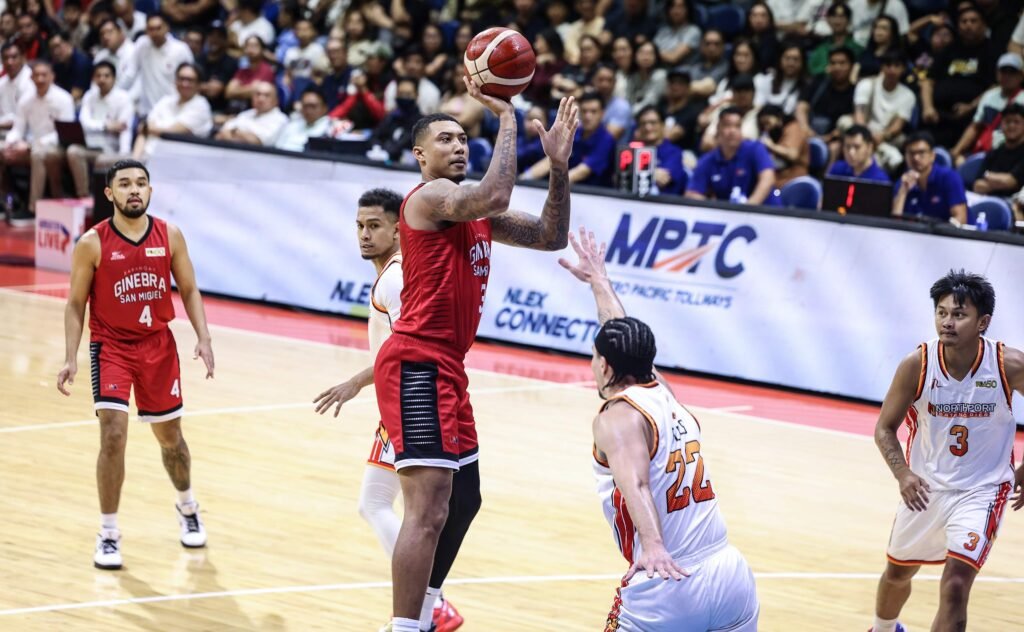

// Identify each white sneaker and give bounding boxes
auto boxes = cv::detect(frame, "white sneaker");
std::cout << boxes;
[94,530,123,570]
[176,503,207,548]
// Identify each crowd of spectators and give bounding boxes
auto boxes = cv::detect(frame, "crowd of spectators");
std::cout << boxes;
[1,0,1024,230]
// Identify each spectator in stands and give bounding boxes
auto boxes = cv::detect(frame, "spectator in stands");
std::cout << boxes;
[686,106,775,205]
[229,0,276,48]
[754,43,807,115]
[521,92,615,187]
[517,104,547,171]
[273,4,298,65]
[329,69,386,131]
[700,74,759,152]
[17,13,47,61]
[505,0,546,44]
[1,11,17,43]
[681,29,729,99]
[848,0,909,48]
[112,0,145,41]
[744,2,779,70]
[339,10,378,68]
[634,105,687,196]
[321,38,352,110]
[134,15,195,116]
[610,36,634,95]
[275,88,330,152]
[133,62,213,159]
[439,70,484,138]
[797,47,855,140]
[523,28,565,108]
[654,0,701,67]
[757,104,809,186]
[284,18,328,81]
[216,81,288,146]
[545,0,573,56]
[892,131,967,224]
[828,123,891,182]
[853,50,916,170]
[808,3,863,76]
[623,40,666,116]
[93,19,136,91]
[972,104,1024,198]
[920,5,995,148]
[766,0,812,39]
[66,61,133,198]
[950,53,1024,165]
[183,27,205,60]
[372,77,421,162]
[47,31,91,102]
[857,16,902,80]
[225,36,275,109]
[196,22,237,115]
[662,70,704,153]
[908,17,953,81]
[59,0,90,50]
[417,24,448,88]
[0,44,34,139]
[551,34,601,101]
[162,0,220,34]
[562,0,605,65]
[610,0,658,44]
[709,38,760,107]
[384,47,440,115]
[1,60,75,218]
[591,63,633,140]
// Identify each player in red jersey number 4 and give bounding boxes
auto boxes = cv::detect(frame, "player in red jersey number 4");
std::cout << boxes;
[58,160,215,570]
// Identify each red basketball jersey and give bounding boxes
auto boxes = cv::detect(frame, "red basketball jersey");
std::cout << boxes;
[89,216,175,342]
[392,183,492,355]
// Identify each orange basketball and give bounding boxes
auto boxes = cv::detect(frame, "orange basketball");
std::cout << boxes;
[464,27,536,100]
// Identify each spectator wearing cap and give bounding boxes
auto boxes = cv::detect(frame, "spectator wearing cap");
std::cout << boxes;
[972,104,1024,198]
[284,18,328,81]
[276,88,330,152]
[225,36,276,108]
[633,106,687,196]
[521,92,615,187]
[133,62,213,159]
[321,38,353,110]
[687,106,775,205]
[133,15,195,116]
[0,44,34,139]
[796,46,855,140]
[827,124,891,183]
[48,30,92,102]
[950,53,1024,164]
[216,81,288,146]
[892,131,967,224]
[757,104,809,186]
[699,74,759,153]
[93,19,135,91]
[808,2,864,76]
[680,29,729,99]
[229,0,276,49]
[852,50,915,170]
[590,63,633,140]
[920,5,996,148]
[67,61,134,198]
[661,69,705,153]
[197,22,238,114]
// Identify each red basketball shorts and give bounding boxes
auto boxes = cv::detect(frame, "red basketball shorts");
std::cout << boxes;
[89,327,183,423]
[373,333,479,471]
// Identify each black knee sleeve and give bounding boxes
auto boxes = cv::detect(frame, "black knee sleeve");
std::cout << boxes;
[429,461,482,587]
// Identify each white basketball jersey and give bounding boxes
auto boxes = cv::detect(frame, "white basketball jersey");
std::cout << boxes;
[593,382,728,566]
[367,253,402,358]
[906,337,1016,491]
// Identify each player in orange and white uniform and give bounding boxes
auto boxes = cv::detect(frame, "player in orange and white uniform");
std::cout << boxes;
[57,160,215,571]
[871,270,1024,632]
[312,188,461,632]
[560,228,758,632]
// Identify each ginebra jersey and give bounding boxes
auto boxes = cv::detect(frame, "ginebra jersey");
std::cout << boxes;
[392,183,492,355]
[89,216,175,341]
[905,337,1016,491]
[368,252,402,358]
[593,382,729,566]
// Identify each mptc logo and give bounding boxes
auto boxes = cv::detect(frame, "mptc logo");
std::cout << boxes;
[605,214,757,279]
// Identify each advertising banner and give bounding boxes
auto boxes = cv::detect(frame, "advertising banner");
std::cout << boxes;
[35,198,90,272]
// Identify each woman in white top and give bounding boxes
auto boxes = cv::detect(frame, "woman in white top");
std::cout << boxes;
[611,36,634,100]
[709,38,761,108]
[753,42,807,114]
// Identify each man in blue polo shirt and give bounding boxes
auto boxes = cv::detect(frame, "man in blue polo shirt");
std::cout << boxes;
[892,131,968,223]
[685,106,775,204]
[828,124,891,183]
[521,92,615,187]
[634,105,686,195]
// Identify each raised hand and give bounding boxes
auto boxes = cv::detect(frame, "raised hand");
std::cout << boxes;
[464,75,515,117]
[558,226,607,284]
[534,96,579,166]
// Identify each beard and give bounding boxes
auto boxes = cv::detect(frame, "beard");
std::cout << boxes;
[450,172,466,184]
[116,199,148,218]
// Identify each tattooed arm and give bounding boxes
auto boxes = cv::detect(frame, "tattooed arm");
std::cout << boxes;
[492,97,579,251]
[875,347,932,511]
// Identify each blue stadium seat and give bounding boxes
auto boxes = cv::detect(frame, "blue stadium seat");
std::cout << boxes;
[468,138,493,174]
[439,20,461,50]
[135,0,160,16]
[967,198,1013,231]
[934,146,952,168]
[808,137,828,175]
[957,152,986,188]
[706,5,745,38]
[779,176,822,210]
[693,4,709,28]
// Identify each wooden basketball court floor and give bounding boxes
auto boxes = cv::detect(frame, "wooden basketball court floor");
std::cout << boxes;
[1,266,1022,631]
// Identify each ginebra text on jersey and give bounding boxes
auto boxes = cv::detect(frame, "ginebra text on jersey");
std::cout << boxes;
[113,271,168,303]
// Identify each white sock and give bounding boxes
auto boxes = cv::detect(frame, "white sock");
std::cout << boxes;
[100,513,118,533]
[176,489,196,512]
[873,616,899,632]
[357,466,402,557]
[419,586,441,630]
[390,617,419,632]
[433,590,444,609]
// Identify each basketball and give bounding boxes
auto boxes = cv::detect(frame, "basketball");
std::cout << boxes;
[464,27,536,100]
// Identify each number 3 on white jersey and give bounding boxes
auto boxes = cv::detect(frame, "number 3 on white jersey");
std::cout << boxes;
[139,305,152,327]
